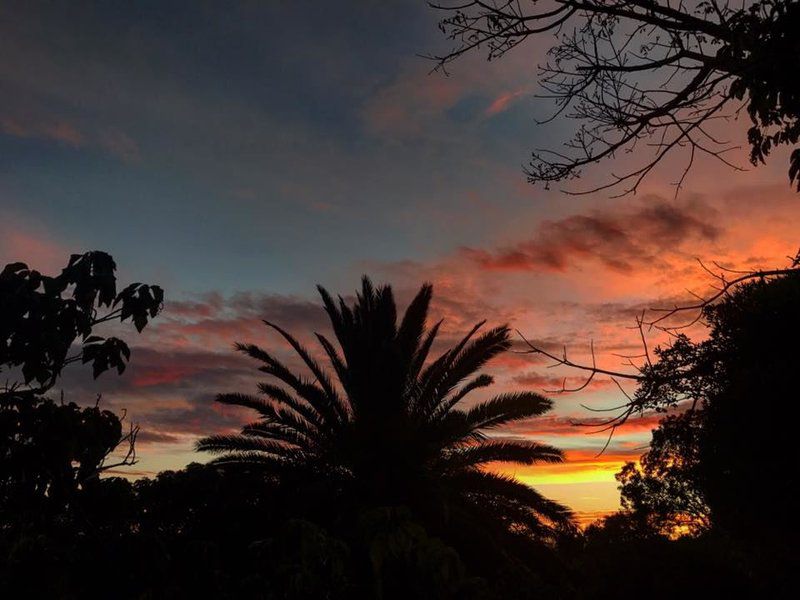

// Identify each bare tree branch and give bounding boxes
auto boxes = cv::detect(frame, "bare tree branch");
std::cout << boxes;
[427,1,800,194]
[516,249,800,445]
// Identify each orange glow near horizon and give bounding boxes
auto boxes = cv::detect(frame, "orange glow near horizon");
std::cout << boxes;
[493,450,634,525]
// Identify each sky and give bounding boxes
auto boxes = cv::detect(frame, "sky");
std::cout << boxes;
[2,1,800,525]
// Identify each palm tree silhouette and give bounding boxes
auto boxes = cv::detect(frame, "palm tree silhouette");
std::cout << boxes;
[198,277,573,538]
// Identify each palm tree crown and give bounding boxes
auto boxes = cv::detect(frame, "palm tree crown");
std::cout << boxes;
[198,277,573,537]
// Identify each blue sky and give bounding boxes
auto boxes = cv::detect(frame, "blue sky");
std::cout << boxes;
[1,1,573,294]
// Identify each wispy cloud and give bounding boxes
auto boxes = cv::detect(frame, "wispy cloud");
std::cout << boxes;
[1,115,141,163]
[485,88,526,117]
[1,116,84,146]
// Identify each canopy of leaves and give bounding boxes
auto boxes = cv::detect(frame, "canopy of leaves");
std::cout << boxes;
[617,411,710,537]
[0,251,163,391]
[0,395,129,523]
[617,272,800,541]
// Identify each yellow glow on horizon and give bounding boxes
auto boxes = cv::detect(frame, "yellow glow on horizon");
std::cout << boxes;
[494,458,629,522]
[496,458,628,486]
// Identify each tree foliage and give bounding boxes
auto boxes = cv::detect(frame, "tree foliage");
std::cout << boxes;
[0,250,163,393]
[430,1,800,194]
[198,277,574,542]
[0,251,161,532]
[616,272,800,541]
[616,411,709,537]
[0,395,135,524]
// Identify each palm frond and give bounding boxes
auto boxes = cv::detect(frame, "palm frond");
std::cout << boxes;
[241,421,317,451]
[406,318,443,395]
[397,282,433,368]
[357,275,376,312]
[317,284,346,344]
[257,382,322,430]
[419,320,486,388]
[236,342,342,428]
[429,327,511,413]
[443,441,563,468]
[432,374,494,419]
[195,434,290,455]
[435,410,486,445]
[262,320,347,422]
[215,393,277,419]
[315,332,350,396]
[413,320,486,416]
[465,392,553,431]
[374,280,398,340]
[206,452,297,470]
[272,405,323,440]
[336,295,355,357]
[449,470,574,528]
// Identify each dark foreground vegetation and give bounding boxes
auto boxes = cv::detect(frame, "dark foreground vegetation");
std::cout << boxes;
[2,251,799,598]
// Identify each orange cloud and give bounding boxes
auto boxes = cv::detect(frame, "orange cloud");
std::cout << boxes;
[53,183,798,520]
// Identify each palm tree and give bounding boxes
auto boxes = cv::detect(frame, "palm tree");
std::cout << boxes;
[198,277,573,539]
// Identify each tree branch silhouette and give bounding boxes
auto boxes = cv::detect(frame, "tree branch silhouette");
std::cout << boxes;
[428,0,800,194]
[516,249,800,440]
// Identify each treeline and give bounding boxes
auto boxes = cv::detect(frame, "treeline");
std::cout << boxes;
[2,252,798,598]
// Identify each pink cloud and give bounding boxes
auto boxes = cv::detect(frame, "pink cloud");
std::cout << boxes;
[362,66,466,138]
[0,217,69,273]
[1,116,84,146]
[361,51,537,140]
[1,115,139,162]
[485,88,526,116]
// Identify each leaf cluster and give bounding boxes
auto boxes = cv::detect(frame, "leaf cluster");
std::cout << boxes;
[0,251,163,389]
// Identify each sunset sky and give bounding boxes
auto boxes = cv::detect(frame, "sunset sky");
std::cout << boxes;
[2,1,799,524]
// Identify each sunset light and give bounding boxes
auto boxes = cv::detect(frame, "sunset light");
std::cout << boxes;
[3,1,800,597]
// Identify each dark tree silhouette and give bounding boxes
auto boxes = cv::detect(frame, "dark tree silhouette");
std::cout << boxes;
[198,277,573,541]
[0,251,162,528]
[1,251,163,396]
[0,395,137,524]
[429,1,800,194]
[609,272,800,543]
[616,411,709,537]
